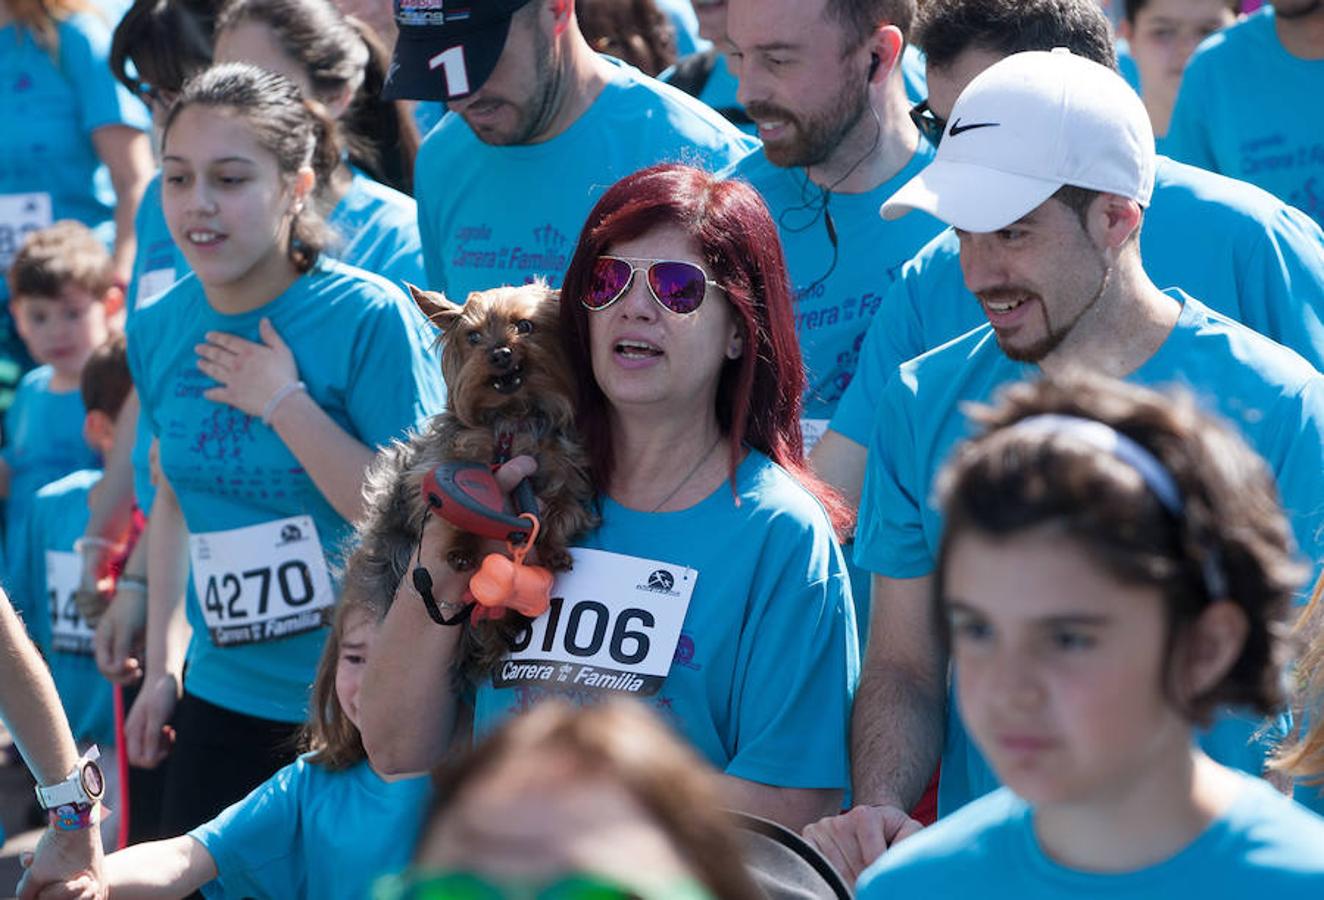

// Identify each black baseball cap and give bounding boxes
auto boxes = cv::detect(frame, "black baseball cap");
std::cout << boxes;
[383,0,534,102]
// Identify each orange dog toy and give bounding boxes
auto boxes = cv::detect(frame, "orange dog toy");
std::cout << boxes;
[469,514,554,621]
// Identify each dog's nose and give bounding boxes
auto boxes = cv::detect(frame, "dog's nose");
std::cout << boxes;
[489,346,513,369]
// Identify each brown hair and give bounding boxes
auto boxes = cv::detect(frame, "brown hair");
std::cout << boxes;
[7,220,115,304]
[80,333,131,418]
[7,0,97,53]
[1271,572,1324,787]
[934,373,1306,724]
[110,0,219,99]
[827,0,917,46]
[215,0,420,195]
[423,699,763,900]
[302,589,384,771]
[576,0,677,77]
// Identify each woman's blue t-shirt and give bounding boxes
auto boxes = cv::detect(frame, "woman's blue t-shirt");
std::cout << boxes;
[0,12,149,301]
[127,170,427,513]
[127,260,445,722]
[474,450,859,791]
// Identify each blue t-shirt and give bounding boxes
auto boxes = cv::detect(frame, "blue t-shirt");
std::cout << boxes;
[830,156,1324,445]
[1116,37,1143,95]
[900,44,927,105]
[660,50,755,137]
[324,170,425,291]
[126,175,188,325]
[727,142,942,422]
[190,757,431,900]
[125,171,426,515]
[413,101,445,138]
[474,450,858,791]
[0,12,150,302]
[10,469,113,748]
[1167,9,1324,228]
[126,174,192,515]
[855,293,1324,816]
[415,57,757,300]
[2,366,100,582]
[857,773,1324,899]
[127,260,445,722]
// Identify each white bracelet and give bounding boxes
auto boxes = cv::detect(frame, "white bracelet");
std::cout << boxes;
[262,381,307,426]
[73,537,119,556]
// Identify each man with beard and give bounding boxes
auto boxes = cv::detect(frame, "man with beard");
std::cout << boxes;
[1167,1,1324,227]
[806,46,1324,881]
[817,0,1324,516]
[723,0,943,448]
[383,0,756,299]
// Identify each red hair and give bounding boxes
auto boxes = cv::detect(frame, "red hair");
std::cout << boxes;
[559,163,854,538]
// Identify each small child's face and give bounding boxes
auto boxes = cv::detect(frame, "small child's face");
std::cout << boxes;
[942,529,1190,808]
[12,286,108,378]
[335,610,380,731]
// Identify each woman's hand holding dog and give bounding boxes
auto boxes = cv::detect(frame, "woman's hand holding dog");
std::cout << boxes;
[196,318,299,419]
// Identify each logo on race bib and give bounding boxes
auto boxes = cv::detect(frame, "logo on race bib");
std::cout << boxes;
[639,569,681,596]
[276,523,307,546]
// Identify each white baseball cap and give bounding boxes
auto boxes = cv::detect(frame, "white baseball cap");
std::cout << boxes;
[881,49,1156,233]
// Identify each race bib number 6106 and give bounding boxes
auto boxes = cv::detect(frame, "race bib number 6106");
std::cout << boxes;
[494,548,696,697]
[189,516,335,646]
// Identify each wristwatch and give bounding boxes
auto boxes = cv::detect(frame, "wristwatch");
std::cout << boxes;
[35,746,105,831]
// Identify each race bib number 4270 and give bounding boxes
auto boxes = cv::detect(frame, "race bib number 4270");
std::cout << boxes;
[189,516,335,646]
[494,548,697,697]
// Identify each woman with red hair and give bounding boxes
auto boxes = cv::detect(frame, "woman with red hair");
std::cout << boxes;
[362,163,858,833]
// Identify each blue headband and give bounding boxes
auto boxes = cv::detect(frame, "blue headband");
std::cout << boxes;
[1006,414,1228,598]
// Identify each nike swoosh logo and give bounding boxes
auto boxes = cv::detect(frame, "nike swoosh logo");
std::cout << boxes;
[948,119,1000,136]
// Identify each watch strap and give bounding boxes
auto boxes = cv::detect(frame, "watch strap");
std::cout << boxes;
[34,745,102,810]
[49,802,97,832]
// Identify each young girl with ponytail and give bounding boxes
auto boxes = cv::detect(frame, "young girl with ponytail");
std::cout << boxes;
[123,61,443,833]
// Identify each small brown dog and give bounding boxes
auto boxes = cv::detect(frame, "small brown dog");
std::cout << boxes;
[342,281,596,667]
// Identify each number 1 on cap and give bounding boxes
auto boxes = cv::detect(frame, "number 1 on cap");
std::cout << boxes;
[429,45,470,98]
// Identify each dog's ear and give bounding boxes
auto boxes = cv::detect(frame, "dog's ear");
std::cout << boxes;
[407,283,464,331]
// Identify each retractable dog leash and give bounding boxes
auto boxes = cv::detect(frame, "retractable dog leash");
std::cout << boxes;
[411,424,554,626]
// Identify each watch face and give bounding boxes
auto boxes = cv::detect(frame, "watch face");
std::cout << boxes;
[81,761,104,799]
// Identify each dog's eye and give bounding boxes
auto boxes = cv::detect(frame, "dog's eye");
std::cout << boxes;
[466,331,483,346]
[515,319,535,335]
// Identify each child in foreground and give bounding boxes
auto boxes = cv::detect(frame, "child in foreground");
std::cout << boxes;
[858,374,1324,897]
[103,589,430,898]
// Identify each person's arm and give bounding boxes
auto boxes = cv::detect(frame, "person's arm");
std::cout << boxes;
[195,318,375,522]
[808,430,867,512]
[93,536,148,685]
[358,515,468,774]
[360,457,536,774]
[92,126,153,286]
[0,591,80,788]
[76,391,141,606]
[853,574,945,810]
[0,592,105,900]
[103,837,216,900]
[722,777,840,833]
[123,480,190,769]
[803,574,942,881]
